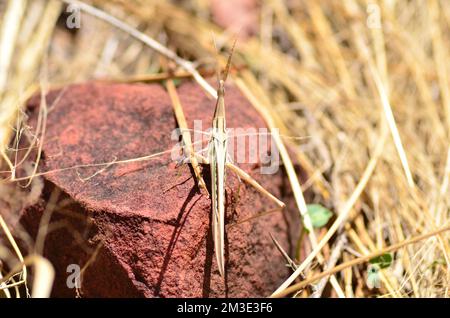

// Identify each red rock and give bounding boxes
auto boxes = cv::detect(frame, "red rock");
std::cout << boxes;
[21,81,300,297]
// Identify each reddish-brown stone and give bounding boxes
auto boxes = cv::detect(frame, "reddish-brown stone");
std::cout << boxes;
[22,81,300,297]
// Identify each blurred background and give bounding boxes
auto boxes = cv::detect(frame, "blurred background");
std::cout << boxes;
[0,0,449,297]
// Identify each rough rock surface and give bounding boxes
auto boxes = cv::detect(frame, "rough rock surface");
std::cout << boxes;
[22,81,300,297]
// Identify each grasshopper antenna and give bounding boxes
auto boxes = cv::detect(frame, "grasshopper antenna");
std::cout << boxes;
[211,34,238,84]
[222,37,237,82]
[211,35,237,118]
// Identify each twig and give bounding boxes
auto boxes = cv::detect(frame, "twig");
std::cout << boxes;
[272,223,450,298]
[0,0,27,94]
[0,215,28,295]
[270,233,301,273]
[311,234,347,298]
[60,0,217,98]
[370,65,415,188]
[163,62,208,192]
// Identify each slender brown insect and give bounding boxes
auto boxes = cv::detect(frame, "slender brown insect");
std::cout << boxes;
[194,41,286,276]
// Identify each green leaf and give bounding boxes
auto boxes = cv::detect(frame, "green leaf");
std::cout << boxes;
[172,78,182,87]
[306,204,333,228]
[369,253,393,269]
[430,258,446,270]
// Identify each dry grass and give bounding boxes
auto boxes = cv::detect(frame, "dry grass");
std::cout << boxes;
[0,0,449,297]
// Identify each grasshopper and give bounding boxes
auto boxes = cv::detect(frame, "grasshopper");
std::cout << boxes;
[190,44,286,276]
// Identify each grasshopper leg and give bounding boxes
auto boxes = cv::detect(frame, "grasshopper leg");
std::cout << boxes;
[193,153,285,208]
[226,163,286,209]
